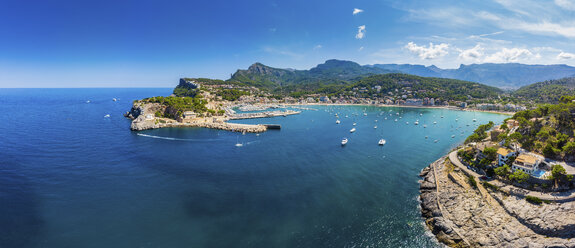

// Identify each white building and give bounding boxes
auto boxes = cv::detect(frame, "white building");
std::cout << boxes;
[512,153,541,175]
[497,147,516,166]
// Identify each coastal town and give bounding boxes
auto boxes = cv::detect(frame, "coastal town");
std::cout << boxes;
[125,78,526,133]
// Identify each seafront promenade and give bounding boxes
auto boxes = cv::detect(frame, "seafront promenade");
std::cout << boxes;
[448,151,575,202]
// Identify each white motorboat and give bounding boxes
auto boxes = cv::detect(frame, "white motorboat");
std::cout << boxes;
[378,139,386,145]
[353,122,357,126]
[336,120,340,124]
[341,138,348,145]
[350,128,356,133]
[374,125,377,129]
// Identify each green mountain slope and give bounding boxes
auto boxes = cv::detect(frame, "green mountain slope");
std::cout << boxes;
[512,77,575,103]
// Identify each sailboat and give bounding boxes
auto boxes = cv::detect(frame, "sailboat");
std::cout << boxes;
[235,136,243,147]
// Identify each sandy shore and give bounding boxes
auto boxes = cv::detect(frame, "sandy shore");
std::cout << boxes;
[284,103,514,116]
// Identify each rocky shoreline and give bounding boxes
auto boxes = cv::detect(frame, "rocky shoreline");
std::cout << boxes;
[419,155,575,247]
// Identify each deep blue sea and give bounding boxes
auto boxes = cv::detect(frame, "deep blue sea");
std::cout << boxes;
[0,88,507,248]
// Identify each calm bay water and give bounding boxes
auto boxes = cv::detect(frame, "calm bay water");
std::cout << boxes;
[0,88,507,247]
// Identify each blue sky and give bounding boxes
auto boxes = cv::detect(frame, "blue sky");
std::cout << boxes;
[1,0,575,87]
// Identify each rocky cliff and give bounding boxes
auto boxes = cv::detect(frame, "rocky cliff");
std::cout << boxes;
[420,156,575,247]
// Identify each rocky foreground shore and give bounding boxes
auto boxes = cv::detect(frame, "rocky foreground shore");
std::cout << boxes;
[420,156,575,248]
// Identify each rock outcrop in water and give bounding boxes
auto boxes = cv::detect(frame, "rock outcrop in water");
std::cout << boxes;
[125,102,164,131]
[420,156,575,247]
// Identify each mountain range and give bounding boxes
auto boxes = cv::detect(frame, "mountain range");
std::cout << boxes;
[229,59,575,90]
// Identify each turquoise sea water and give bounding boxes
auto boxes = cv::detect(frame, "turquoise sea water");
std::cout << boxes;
[0,88,507,247]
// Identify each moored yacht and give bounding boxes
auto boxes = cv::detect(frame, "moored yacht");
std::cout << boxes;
[350,128,356,133]
[341,138,348,145]
[378,139,386,145]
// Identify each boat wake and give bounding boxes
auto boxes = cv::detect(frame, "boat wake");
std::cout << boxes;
[136,133,220,142]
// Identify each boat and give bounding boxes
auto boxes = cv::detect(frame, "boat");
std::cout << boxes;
[374,125,377,129]
[394,119,398,122]
[350,128,356,133]
[104,114,110,118]
[375,120,378,122]
[451,135,455,138]
[423,124,427,128]
[336,120,340,124]
[434,140,439,143]
[414,121,419,125]
[406,122,409,125]
[341,138,348,145]
[425,136,428,139]
[433,121,437,124]
[235,143,243,147]
[363,113,367,116]
[353,122,357,126]
[378,139,386,145]
[472,119,477,122]
[112,98,117,102]
[345,115,349,118]
[86,100,90,103]
[440,116,444,118]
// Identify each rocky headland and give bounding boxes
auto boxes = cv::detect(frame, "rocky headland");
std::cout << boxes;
[125,101,298,133]
[420,155,575,247]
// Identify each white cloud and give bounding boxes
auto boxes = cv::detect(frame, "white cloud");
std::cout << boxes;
[484,47,533,63]
[314,45,322,50]
[405,42,449,60]
[557,51,575,59]
[509,21,575,38]
[555,0,575,10]
[459,44,484,61]
[353,8,364,15]
[355,25,366,39]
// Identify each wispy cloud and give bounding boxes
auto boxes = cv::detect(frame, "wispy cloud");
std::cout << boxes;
[353,8,364,15]
[356,25,366,39]
[469,31,504,39]
[555,0,575,10]
[508,20,575,38]
[557,51,575,60]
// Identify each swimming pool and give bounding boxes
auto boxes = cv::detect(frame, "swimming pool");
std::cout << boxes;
[533,169,546,178]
